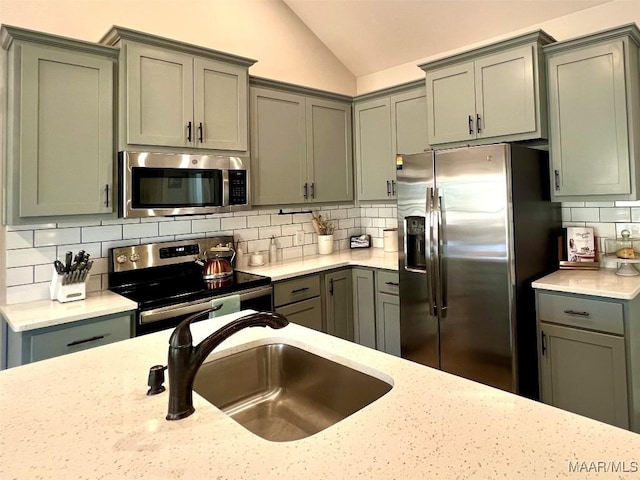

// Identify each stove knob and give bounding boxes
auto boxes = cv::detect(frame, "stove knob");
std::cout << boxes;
[130,253,141,262]
[116,254,128,264]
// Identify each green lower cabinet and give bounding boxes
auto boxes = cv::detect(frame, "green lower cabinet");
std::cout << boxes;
[352,268,376,349]
[324,269,354,341]
[275,297,322,332]
[536,289,640,432]
[6,313,133,368]
[375,292,401,357]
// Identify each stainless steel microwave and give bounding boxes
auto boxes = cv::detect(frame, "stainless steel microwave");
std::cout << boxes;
[118,151,250,218]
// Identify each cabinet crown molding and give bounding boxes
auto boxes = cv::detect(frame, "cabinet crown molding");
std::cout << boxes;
[1,25,118,56]
[249,76,353,103]
[543,23,640,54]
[418,29,554,72]
[100,25,257,67]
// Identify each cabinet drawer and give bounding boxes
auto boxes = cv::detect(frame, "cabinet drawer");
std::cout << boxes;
[377,270,399,295]
[276,297,323,332]
[274,275,321,307]
[30,314,132,363]
[537,292,624,335]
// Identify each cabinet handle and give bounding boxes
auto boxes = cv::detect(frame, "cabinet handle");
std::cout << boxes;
[104,184,109,208]
[476,114,482,133]
[563,309,591,317]
[554,170,560,191]
[303,183,308,199]
[310,182,315,199]
[387,180,391,196]
[198,122,204,143]
[541,331,547,356]
[391,180,396,196]
[187,121,192,142]
[385,281,399,287]
[67,334,105,348]
[468,115,474,135]
[329,278,334,296]
[291,287,309,294]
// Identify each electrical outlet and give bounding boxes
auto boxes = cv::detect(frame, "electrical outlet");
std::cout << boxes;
[295,230,305,246]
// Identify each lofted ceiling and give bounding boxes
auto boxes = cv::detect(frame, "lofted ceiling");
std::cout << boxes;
[283,0,612,78]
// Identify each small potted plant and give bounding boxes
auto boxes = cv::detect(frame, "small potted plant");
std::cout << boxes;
[312,212,335,255]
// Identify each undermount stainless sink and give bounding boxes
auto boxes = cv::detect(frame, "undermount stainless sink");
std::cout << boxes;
[193,343,393,442]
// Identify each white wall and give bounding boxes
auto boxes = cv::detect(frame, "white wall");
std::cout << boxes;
[357,0,640,94]
[0,0,356,95]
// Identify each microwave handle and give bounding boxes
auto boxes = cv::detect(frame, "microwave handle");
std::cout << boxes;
[222,169,230,207]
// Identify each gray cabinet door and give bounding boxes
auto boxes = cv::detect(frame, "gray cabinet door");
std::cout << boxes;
[352,268,376,349]
[306,98,353,203]
[17,43,114,217]
[276,297,323,332]
[250,87,307,205]
[376,292,401,356]
[127,44,193,147]
[354,97,394,201]
[193,58,248,151]
[539,322,629,429]
[324,270,354,341]
[547,40,631,197]
[425,62,475,144]
[391,87,429,155]
[475,45,537,139]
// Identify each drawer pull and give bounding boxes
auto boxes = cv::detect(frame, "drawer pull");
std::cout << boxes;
[385,281,399,287]
[563,309,591,317]
[67,335,105,347]
[291,287,310,294]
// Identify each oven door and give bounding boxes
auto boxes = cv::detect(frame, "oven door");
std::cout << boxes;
[135,285,273,336]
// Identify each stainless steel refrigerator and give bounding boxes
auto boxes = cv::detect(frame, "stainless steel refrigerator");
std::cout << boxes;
[397,143,560,399]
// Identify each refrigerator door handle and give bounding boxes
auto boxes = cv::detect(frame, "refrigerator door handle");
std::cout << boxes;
[433,188,447,319]
[426,187,436,315]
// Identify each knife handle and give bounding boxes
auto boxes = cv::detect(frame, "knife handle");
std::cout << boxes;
[64,251,72,273]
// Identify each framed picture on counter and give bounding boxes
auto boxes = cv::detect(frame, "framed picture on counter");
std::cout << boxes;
[558,227,598,269]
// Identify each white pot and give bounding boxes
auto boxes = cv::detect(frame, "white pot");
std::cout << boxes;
[317,234,334,255]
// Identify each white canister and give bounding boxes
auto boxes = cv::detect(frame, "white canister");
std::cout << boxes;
[383,228,398,252]
[317,234,334,255]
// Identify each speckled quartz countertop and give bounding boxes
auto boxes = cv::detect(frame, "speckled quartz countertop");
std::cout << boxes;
[532,269,640,300]
[1,309,639,479]
[238,248,398,281]
[0,290,138,332]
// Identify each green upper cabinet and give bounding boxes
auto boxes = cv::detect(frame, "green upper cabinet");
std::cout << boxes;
[101,26,255,153]
[1,26,118,224]
[544,25,640,201]
[250,79,353,206]
[354,83,428,201]
[421,30,553,148]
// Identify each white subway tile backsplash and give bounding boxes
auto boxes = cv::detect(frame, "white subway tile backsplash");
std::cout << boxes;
[615,200,640,207]
[7,246,57,268]
[82,225,122,243]
[6,230,33,250]
[221,216,247,230]
[562,202,585,208]
[34,228,81,247]
[631,208,640,223]
[123,223,159,239]
[561,208,572,222]
[570,208,599,222]
[585,222,616,239]
[192,218,221,233]
[159,220,191,236]
[3,202,398,303]
[247,215,271,228]
[584,202,615,207]
[385,218,398,228]
[372,237,384,248]
[599,208,631,223]
[7,267,34,286]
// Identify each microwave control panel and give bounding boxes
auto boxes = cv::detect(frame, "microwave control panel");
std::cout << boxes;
[229,170,248,205]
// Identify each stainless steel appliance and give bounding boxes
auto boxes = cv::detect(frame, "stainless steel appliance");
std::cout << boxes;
[108,236,272,336]
[118,151,250,218]
[397,144,560,398]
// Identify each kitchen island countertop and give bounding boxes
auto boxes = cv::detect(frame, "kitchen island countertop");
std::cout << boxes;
[532,268,640,300]
[237,247,398,281]
[1,310,639,479]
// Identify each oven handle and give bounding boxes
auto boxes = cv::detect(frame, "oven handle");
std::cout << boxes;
[139,285,273,325]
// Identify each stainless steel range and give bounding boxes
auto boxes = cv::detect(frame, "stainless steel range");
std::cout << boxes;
[108,236,272,336]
